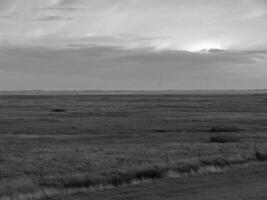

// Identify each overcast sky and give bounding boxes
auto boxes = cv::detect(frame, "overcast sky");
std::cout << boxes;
[0,0,267,90]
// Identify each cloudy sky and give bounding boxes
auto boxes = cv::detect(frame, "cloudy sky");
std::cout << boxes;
[0,0,267,90]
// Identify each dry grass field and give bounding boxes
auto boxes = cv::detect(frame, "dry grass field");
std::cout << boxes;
[1,91,267,200]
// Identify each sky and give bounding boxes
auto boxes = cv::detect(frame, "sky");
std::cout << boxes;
[0,0,267,90]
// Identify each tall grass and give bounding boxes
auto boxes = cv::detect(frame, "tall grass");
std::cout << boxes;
[1,154,259,200]
[210,125,241,133]
[255,150,267,161]
[209,135,240,143]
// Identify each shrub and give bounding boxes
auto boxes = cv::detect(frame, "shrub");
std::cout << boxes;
[209,135,240,143]
[255,151,267,161]
[152,129,168,133]
[51,109,66,113]
[210,125,240,133]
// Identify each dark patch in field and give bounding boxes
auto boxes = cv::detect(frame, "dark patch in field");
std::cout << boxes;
[151,129,169,133]
[209,135,241,143]
[36,118,59,123]
[51,109,66,113]
[210,125,241,133]
[255,151,267,161]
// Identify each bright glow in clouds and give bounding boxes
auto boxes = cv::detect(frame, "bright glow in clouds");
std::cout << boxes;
[187,41,225,52]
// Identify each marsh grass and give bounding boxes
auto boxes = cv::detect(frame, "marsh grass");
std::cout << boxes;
[1,155,258,200]
[2,94,267,200]
[210,125,241,133]
[255,150,267,161]
[50,109,66,113]
[0,139,262,200]
[209,135,241,143]
[0,178,38,197]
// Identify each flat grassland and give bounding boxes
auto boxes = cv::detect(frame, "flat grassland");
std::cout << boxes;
[1,92,267,200]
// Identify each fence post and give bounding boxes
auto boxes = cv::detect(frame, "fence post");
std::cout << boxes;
[165,152,169,164]
[253,134,258,159]
[39,166,44,183]
[198,149,201,162]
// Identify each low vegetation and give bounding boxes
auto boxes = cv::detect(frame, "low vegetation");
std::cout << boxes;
[209,125,241,133]
[209,135,241,143]
[255,150,267,161]
[1,155,259,200]
[1,93,267,200]
[50,109,66,113]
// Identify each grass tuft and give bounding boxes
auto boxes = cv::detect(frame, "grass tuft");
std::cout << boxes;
[255,151,267,161]
[209,135,240,143]
[50,109,66,113]
[210,125,240,133]
[1,155,259,200]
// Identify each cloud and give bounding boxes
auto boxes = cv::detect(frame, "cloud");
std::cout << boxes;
[0,46,267,90]
[36,16,72,21]
[1,10,17,19]
[53,0,81,6]
[1,15,11,19]
[0,0,13,11]
[0,0,267,90]
[38,7,87,12]
[0,0,267,50]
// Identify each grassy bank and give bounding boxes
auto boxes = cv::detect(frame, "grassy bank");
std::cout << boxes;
[1,154,263,200]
